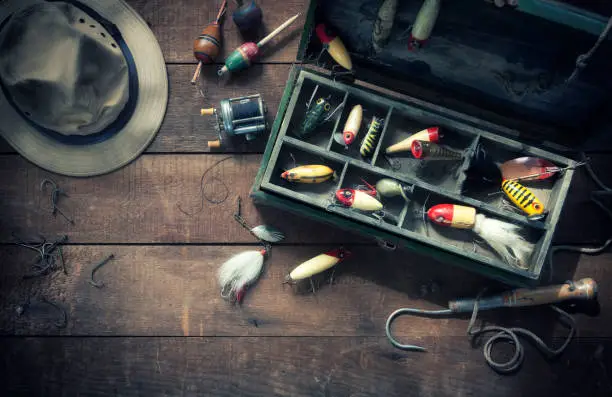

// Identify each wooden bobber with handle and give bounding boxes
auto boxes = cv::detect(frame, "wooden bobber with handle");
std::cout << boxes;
[218,13,300,77]
[191,0,228,85]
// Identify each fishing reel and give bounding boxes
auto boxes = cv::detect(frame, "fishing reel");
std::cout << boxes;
[201,94,267,148]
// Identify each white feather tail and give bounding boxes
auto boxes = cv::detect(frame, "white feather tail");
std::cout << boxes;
[473,214,532,269]
[218,250,265,303]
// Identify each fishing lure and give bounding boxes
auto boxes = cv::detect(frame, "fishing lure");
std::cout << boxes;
[372,0,398,53]
[342,105,363,146]
[427,204,532,268]
[296,85,342,138]
[500,157,564,182]
[409,0,441,51]
[376,178,414,202]
[281,165,336,184]
[285,248,351,283]
[218,13,300,77]
[234,196,285,243]
[385,127,439,154]
[218,249,267,303]
[191,0,227,84]
[501,179,546,219]
[411,140,463,160]
[315,23,353,70]
[360,116,384,158]
[336,181,382,212]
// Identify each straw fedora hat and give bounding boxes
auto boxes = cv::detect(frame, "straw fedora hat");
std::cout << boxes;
[0,0,168,176]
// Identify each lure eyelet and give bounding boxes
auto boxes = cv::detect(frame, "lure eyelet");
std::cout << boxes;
[324,103,331,111]
[316,98,324,105]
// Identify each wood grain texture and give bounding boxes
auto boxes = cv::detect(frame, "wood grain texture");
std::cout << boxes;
[0,155,609,245]
[127,0,307,63]
[0,155,366,244]
[0,244,607,337]
[1,336,611,397]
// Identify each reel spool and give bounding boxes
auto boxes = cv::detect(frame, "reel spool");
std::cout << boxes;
[201,94,267,148]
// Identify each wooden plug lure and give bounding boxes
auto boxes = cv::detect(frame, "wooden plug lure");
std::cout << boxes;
[386,127,439,154]
[335,180,383,212]
[191,0,227,84]
[409,0,441,51]
[376,178,414,202]
[372,0,398,54]
[501,179,546,219]
[281,165,336,184]
[342,105,363,147]
[427,204,532,268]
[411,140,463,160]
[296,85,342,138]
[315,23,353,70]
[218,13,300,77]
[360,116,384,158]
[285,248,351,283]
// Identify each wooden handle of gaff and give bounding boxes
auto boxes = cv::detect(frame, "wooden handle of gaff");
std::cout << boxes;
[191,62,203,85]
[503,278,598,307]
[200,108,215,116]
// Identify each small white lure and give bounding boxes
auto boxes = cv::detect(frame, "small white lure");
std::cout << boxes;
[250,225,285,243]
[218,249,267,303]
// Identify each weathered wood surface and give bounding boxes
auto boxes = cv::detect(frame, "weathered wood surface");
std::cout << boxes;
[127,0,306,63]
[0,155,609,245]
[0,244,608,337]
[0,155,366,244]
[1,336,611,397]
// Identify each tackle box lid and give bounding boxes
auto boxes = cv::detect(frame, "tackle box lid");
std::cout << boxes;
[295,0,612,149]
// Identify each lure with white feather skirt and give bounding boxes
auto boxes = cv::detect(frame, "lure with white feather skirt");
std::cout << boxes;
[427,204,533,269]
[218,249,267,303]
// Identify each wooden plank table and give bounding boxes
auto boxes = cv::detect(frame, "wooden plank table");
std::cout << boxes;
[1,1,611,396]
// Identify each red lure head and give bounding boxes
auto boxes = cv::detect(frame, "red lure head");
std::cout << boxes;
[315,23,335,44]
[427,204,454,226]
[325,247,352,261]
[411,140,425,159]
[335,189,355,207]
[427,127,440,142]
[343,130,356,145]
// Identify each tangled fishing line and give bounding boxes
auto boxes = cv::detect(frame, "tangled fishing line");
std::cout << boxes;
[177,156,232,216]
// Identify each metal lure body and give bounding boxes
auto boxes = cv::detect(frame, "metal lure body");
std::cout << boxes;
[343,105,363,146]
[315,23,353,70]
[297,97,330,137]
[409,0,441,50]
[360,116,384,157]
[386,127,439,154]
[372,0,398,53]
[500,157,560,181]
[287,248,351,281]
[411,140,463,160]
[336,188,383,211]
[281,165,336,183]
[376,178,414,201]
[427,204,476,229]
[501,179,546,217]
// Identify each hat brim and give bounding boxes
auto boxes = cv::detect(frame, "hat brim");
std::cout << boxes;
[0,0,168,177]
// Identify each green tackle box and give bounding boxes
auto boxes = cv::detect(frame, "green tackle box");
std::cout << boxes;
[251,0,610,286]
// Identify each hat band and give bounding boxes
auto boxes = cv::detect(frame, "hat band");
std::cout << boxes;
[0,0,139,146]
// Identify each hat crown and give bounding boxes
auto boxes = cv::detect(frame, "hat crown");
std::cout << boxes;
[0,2,129,136]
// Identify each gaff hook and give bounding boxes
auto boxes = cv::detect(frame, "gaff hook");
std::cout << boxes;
[385,307,452,351]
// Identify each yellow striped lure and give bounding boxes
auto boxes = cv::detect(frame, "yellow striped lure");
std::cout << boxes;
[360,116,384,158]
[501,179,546,219]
